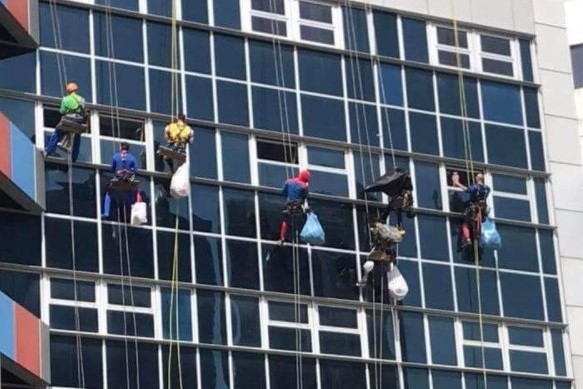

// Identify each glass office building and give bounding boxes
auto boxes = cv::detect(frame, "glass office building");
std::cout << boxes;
[0,0,578,388]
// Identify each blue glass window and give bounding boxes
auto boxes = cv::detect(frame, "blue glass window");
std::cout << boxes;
[354,152,380,200]
[309,199,355,250]
[540,229,556,274]
[441,118,484,161]
[231,296,261,347]
[406,68,434,111]
[253,87,299,134]
[374,11,399,58]
[101,226,154,279]
[46,218,99,273]
[410,112,438,155]
[456,267,500,315]
[349,102,379,147]
[298,49,343,96]
[509,326,543,346]
[320,332,361,356]
[482,81,523,125]
[429,317,457,365]
[402,18,429,63]
[309,170,349,197]
[510,350,548,374]
[215,34,246,80]
[162,346,197,389]
[233,352,266,388]
[313,251,358,300]
[320,360,366,389]
[108,312,153,337]
[366,310,395,359]
[0,53,35,93]
[190,184,219,233]
[343,6,369,53]
[185,75,214,121]
[520,39,534,82]
[149,69,183,115]
[400,312,426,363]
[106,340,158,389]
[552,329,567,376]
[95,0,138,10]
[194,235,223,285]
[40,52,92,102]
[423,263,454,310]
[147,22,180,68]
[524,88,541,128]
[94,12,143,62]
[96,61,146,111]
[535,179,549,224]
[190,127,217,179]
[414,161,442,210]
[250,40,295,88]
[0,98,34,139]
[382,108,408,151]
[398,260,421,306]
[51,336,102,388]
[226,240,259,289]
[378,63,402,106]
[0,270,39,316]
[497,225,538,271]
[214,0,241,29]
[437,73,479,118]
[301,95,346,141]
[51,305,98,332]
[418,215,449,261]
[494,197,531,222]
[501,273,544,320]
[493,174,527,194]
[217,81,249,126]
[51,278,94,302]
[45,163,96,218]
[183,28,211,74]
[222,132,250,183]
[545,277,563,322]
[511,378,553,389]
[157,231,191,282]
[529,131,545,171]
[346,58,375,101]
[223,188,256,238]
[486,124,527,168]
[147,0,170,16]
[161,288,192,341]
[262,243,311,295]
[200,349,230,388]
[432,370,462,389]
[182,0,208,24]
[197,290,227,344]
[308,146,344,168]
[269,355,317,389]
[403,368,429,388]
[40,3,89,53]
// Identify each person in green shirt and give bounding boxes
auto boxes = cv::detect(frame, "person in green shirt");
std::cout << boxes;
[44,82,87,161]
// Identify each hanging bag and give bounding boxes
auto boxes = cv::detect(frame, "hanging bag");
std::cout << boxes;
[300,212,325,245]
[480,218,502,250]
[131,192,147,225]
[387,265,409,300]
[170,163,190,198]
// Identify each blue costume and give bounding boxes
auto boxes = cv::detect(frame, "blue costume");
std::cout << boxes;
[102,151,138,219]
[467,183,490,202]
[279,170,310,242]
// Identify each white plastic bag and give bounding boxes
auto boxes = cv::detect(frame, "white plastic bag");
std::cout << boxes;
[170,164,190,198]
[387,265,408,301]
[131,202,148,225]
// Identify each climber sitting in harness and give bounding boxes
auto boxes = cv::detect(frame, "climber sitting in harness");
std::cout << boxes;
[158,113,193,171]
[102,142,139,219]
[278,170,311,246]
[451,171,491,250]
[44,82,87,162]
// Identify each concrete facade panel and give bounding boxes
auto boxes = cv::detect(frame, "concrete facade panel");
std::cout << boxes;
[549,162,583,211]
[511,0,535,34]
[565,0,583,45]
[368,0,428,15]
[427,0,472,22]
[544,116,582,165]
[533,0,567,27]
[540,70,578,118]
[535,24,573,73]
[469,0,514,31]
[555,210,583,259]
[573,356,583,389]
[561,258,583,307]
[567,307,583,355]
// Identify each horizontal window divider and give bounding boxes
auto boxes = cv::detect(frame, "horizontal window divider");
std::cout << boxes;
[105,306,154,315]
[49,299,98,308]
[250,82,296,93]
[493,192,530,200]
[462,340,502,348]
[43,213,100,224]
[268,321,311,329]
[507,345,546,353]
[317,325,360,334]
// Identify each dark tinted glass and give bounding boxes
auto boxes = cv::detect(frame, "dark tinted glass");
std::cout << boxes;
[197,290,226,344]
[215,34,246,80]
[190,184,220,233]
[438,51,470,68]
[406,68,434,111]
[269,355,317,389]
[101,225,154,278]
[252,0,284,13]
[545,277,563,322]
[309,199,355,250]
[51,336,102,389]
[429,317,457,365]
[415,161,442,210]
[423,263,454,310]
[382,108,408,151]
[300,25,335,45]
[226,239,259,289]
[0,52,35,92]
[0,270,40,316]
[93,12,143,62]
[157,231,191,282]
[217,81,249,126]
[250,40,295,87]
[232,352,266,388]
[493,174,527,194]
[194,235,223,285]
[399,312,426,363]
[107,284,150,307]
[349,102,379,147]
[50,305,98,332]
[354,151,380,200]
[320,306,357,328]
[510,350,548,374]
[378,63,403,105]
[343,6,369,53]
[397,260,421,306]
[269,327,311,351]
[231,295,261,346]
[410,112,439,155]
[320,360,366,389]
[298,49,343,96]
[432,370,462,389]
[253,87,299,134]
[263,244,311,295]
[481,35,511,56]
[301,95,346,141]
[40,52,92,102]
[529,131,545,171]
[552,329,567,376]
[0,213,41,266]
[403,367,429,389]
[501,273,544,320]
[511,377,553,389]
[486,125,527,168]
[214,0,240,28]
[51,278,94,302]
[190,127,217,179]
[147,22,178,68]
[540,229,556,274]
[222,132,250,183]
[571,45,583,88]
[374,11,399,58]
[418,215,449,261]
[308,146,344,168]
[313,251,358,300]
[269,301,308,322]
[508,326,543,346]
[107,311,154,337]
[463,321,499,342]
[346,58,375,101]
[524,88,541,128]
[149,69,183,115]
[520,39,534,82]
[185,75,214,121]
[309,171,349,197]
[183,28,211,74]
[223,188,256,237]
[95,0,138,10]
[182,0,208,23]
[437,73,479,118]
[300,1,332,22]
[482,82,523,125]
[482,58,514,76]
[96,61,146,111]
[455,267,500,315]
[497,225,538,271]
[320,332,361,356]
[494,197,531,222]
[437,27,468,47]
[402,18,429,63]
[535,179,549,224]
[106,340,158,389]
[200,348,230,388]
[147,0,170,16]
[40,3,89,53]
[161,346,197,389]
[45,218,99,272]
[366,309,396,359]
[441,118,484,161]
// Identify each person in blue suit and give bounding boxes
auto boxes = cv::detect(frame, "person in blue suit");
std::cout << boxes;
[278,170,311,245]
[102,142,138,219]
[452,171,491,249]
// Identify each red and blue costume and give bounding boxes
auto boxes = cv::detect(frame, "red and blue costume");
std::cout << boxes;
[278,170,311,242]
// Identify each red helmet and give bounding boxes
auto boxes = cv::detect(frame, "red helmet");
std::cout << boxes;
[297,169,311,183]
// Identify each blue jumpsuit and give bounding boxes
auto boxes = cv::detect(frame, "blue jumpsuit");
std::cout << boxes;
[102,152,137,218]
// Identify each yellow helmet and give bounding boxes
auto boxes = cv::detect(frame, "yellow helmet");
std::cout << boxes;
[66,82,78,93]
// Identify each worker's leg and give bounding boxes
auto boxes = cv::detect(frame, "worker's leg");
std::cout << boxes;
[45,129,64,155]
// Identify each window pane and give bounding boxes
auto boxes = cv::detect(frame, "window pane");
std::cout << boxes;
[222,132,250,183]
[481,35,511,56]
[410,112,438,155]
[455,267,500,315]
[493,174,527,194]
[95,0,138,10]
[552,329,567,376]
[508,326,544,347]
[108,284,150,307]
[269,355,317,389]
[310,170,349,197]
[250,40,295,88]
[107,311,154,337]
[463,321,499,342]
[252,0,285,13]
[432,370,462,389]
[308,146,345,169]
[511,377,553,389]
[226,240,259,289]
[300,1,332,22]
[482,81,522,125]
[262,243,311,295]
[441,118,483,161]
[320,360,366,389]
[0,213,41,266]
[510,351,548,374]
[51,336,102,389]
[94,12,143,62]
[217,81,249,126]
[41,52,92,102]
[497,225,538,271]
[197,290,226,344]
[320,332,361,356]
[545,277,563,322]
[429,317,457,365]
[184,28,211,74]
[403,367,429,388]
[520,39,534,82]
[438,51,470,68]
[465,347,504,370]
[524,88,540,128]
[46,218,99,272]
[107,341,158,389]
[399,312,426,363]
[269,327,311,351]
[482,58,514,76]
[350,103,379,148]
[437,73,479,118]
[161,346,197,389]
[485,124,527,168]
[190,127,217,179]
[309,199,355,250]
[101,226,154,278]
[301,95,346,141]
[366,309,396,359]
[147,22,179,68]
[200,349,230,388]
[343,6,369,53]
[382,108,408,151]
[414,161,442,210]
[232,352,266,388]
[194,235,223,286]
[269,301,308,322]
[215,34,246,80]
[253,87,299,134]
[186,76,214,121]
[418,215,449,261]
[423,263,454,310]
[571,45,583,88]
[0,270,40,316]
[252,16,287,35]
[529,131,545,171]
[374,11,399,58]
[215,0,241,29]
[402,18,429,63]
[494,197,531,222]
[0,97,35,139]
[192,184,221,233]
[223,188,256,238]
[346,58,375,101]
[406,68,434,111]
[437,27,468,47]
[301,25,335,44]
[500,273,544,320]
[298,49,343,96]
[182,0,208,23]
[320,306,357,328]
[540,229,556,274]
[0,53,35,92]
[95,61,146,111]
[379,63,403,106]
[231,295,261,347]
[157,231,191,282]
[313,251,358,300]
[40,3,89,53]
[535,179,549,224]
[51,278,94,302]
[149,69,183,115]
[397,260,422,306]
